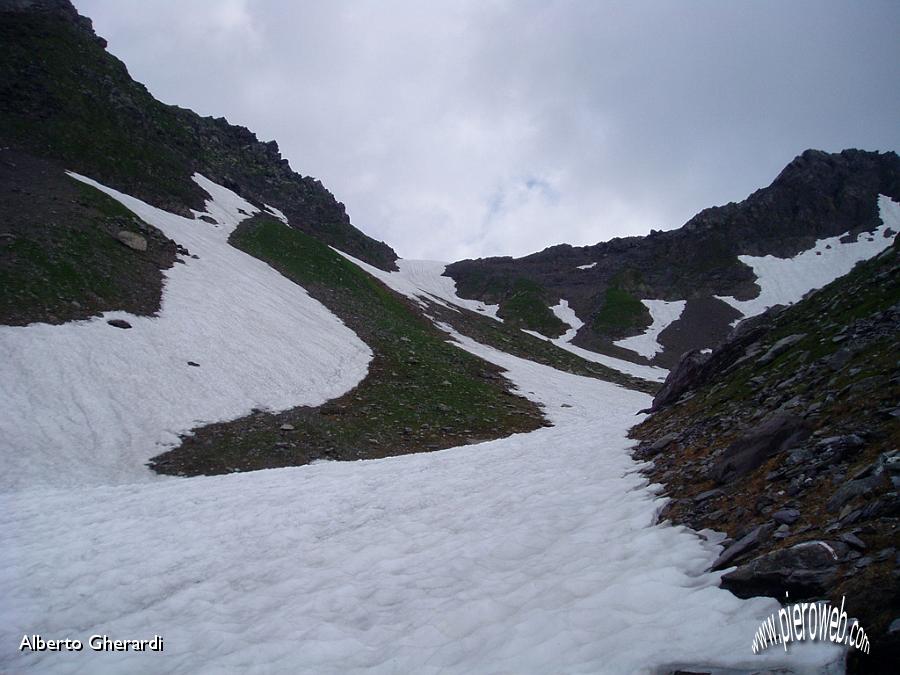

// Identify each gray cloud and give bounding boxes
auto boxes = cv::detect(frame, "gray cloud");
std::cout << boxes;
[76,0,900,260]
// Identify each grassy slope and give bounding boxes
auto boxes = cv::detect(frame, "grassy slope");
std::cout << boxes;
[592,286,649,336]
[0,150,177,325]
[497,278,567,337]
[150,216,547,475]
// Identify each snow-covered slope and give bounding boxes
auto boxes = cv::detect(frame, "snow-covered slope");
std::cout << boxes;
[614,299,687,359]
[333,252,669,382]
[717,194,898,320]
[0,331,842,674]
[0,174,371,491]
[547,300,669,382]
[333,251,502,319]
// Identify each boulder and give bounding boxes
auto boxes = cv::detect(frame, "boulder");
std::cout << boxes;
[756,333,806,366]
[711,523,773,570]
[826,471,888,513]
[649,349,710,411]
[720,540,841,599]
[639,432,681,458]
[772,508,801,525]
[116,230,147,251]
[711,413,812,484]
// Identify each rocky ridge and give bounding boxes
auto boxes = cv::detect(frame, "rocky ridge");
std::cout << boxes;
[447,150,900,367]
[0,0,397,270]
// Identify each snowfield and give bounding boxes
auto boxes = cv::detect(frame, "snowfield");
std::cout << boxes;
[332,251,503,320]
[548,299,669,382]
[1,177,847,673]
[0,174,371,491]
[0,327,842,674]
[334,251,670,383]
[717,194,898,320]
[614,299,687,360]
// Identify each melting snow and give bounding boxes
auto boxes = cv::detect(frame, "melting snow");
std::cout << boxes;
[0,179,851,673]
[0,174,371,491]
[546,299,669,382]
[717,194,898,320]
[614,299,687,360]
[263,203,289,224]
[0,327,842,674]
[332,251,503,320]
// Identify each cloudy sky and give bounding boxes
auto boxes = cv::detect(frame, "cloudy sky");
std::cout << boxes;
[76,0,900,261]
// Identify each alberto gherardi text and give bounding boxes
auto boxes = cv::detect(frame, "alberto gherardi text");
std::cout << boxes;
[20,634,164,653]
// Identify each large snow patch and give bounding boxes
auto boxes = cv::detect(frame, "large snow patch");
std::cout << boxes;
[0,174,371,491]
[717,194,898,320]
[613,299,687,360]
[0,331,842,673]
[333,251,502,320]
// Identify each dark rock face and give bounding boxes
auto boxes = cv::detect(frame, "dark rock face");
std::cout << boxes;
[649,350,710,411]
[447,149,900,367]
[720,541,841,599]
[711,523,774,570]
[711,413,812,484]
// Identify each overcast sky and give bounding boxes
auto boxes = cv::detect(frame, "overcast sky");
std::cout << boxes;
[76,0,900,261]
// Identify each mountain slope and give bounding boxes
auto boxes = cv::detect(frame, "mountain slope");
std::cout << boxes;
[1,0,662,486]
[631,217,900,671]
[0,0,397,270]
[447,149,900,367]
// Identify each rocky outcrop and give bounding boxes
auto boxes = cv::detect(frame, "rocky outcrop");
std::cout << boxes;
[447,150,900,367]
[720,540,842,599]
[711,412,812,484]
[649,307,775,411]
[0,0,398,270]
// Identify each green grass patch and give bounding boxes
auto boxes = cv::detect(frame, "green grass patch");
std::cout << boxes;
[497,278,567,337]
[150,216,545,476]
[0,166,173,325]
[592,286,650,336]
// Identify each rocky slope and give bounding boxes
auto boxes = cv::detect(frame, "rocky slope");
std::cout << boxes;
[0,0,397,270]
[447,149,900,367]
[631,234,900,672]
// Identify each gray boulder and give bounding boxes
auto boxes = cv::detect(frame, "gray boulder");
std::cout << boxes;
[711,523,773,570]
[116,230,147,251]
[757,333,807,366]
[720,540,841,599]
[711,412,812,484]
[772,508,801,525]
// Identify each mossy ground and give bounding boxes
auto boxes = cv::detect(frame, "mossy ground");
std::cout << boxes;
[592,285,649,336]
[496,278,567,337]
[0,149,176,325]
